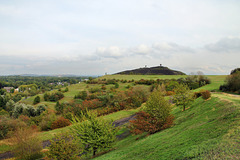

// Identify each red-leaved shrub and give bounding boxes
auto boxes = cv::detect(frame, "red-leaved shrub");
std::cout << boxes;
[129,111,174,135]
[51,117,71,130]
[201,90,211,100]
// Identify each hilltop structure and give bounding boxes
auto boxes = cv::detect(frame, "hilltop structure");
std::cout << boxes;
[115,65,185,75]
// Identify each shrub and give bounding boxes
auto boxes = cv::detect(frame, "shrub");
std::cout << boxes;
[64,87,69,92]
[39,110,57,131]
[126,86,149,108]
[115,83,119,89]
[51,117,71,130]
[0,116,27,139]
[81,99,102,109]
[44,91,64,102]
[47,132,81,160]
[33,96,40,105]
[144,89,171,122]
[129,88,174,135]
[74,90,88,100]
[72,111,118,156]
[201,90,211,100]
[220,70,240,93]
[11,127,43,160]
[129,111,174,135]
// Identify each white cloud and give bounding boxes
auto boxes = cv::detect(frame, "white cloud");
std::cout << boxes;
[205,37,240,52]
[95,46,125,59]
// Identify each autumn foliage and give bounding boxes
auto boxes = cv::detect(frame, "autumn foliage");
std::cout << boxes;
[129,111,174,135]
[51,117,71,129]
[201,90,211,100]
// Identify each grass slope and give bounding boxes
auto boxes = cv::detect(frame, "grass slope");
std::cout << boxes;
[94,97,240,160]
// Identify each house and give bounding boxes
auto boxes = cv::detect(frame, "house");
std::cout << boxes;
[3,87,14,93]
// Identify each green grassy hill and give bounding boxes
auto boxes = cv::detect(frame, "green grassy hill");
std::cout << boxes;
[94,95,240,160]
[5,74,237,159]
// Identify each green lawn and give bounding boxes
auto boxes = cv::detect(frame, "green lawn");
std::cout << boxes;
[94,96,240,160]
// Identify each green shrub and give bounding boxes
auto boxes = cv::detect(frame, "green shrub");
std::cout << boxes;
[47,132,81,160]
[11,127,43,160]
[72,111,118,156]
[220,69,240,93]
[144,89,171,122]
[33,96,40,105]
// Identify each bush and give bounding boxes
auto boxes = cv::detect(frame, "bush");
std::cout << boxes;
[129,111,174,135]
[33,96,40,105]
[39,110,57,131]
[44,91,64,102]
[72,111,118,156]
[74,90,88,100]
[201,90,211,100]
[47,132,81,160]
[220,70,240,93]
[51,117,71,130]
[11,127,43,160]
[144,89,171,122]
[129,88,174,135]
[0,116,27,139]
[126,86,149,108]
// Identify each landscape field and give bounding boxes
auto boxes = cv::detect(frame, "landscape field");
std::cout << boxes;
[1,74,239,160]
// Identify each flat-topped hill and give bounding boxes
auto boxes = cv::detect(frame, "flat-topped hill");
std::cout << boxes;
[115,65,185,75]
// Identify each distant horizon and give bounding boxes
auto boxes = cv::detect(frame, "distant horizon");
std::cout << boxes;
[1,0,239,75]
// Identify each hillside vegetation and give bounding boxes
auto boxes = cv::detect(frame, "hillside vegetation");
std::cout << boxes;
[94,96,240,160]
[1,74,237,159]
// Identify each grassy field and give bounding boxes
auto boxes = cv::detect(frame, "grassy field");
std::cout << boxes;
[194,75,227,92]
[20,75,227,109]
[94,96,240,160]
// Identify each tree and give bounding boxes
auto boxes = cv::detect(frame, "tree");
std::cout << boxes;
[72,111,118,156]
[129,88,174,135]
[173,83,195,111]
[220,70,240,93]
[144,88,171,122]
[33,96,40,105]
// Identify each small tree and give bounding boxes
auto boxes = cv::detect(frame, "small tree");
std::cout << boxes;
[144,88,171,122]
[129,88,173,135]
[33,96,40,105]
[72,110,118,156]
[47,132,81,160]
[173,84,195,111]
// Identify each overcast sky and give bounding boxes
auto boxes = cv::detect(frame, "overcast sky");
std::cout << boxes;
[0,0,240,75]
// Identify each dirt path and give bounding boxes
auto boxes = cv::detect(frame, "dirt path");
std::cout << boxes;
[0,114,136,160]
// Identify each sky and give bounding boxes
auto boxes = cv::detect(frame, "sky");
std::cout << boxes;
[0,0,240,75]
